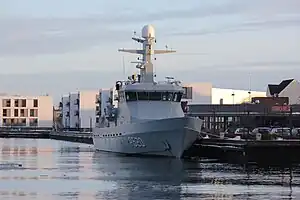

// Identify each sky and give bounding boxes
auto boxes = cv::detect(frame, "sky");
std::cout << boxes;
[0,0,300,104]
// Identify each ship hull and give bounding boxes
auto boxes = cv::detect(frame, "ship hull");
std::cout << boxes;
[92,117,203,158]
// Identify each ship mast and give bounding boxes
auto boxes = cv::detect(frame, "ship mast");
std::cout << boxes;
[118,25,176,83]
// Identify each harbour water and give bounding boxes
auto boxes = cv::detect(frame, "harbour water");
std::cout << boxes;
[0,138,299,199]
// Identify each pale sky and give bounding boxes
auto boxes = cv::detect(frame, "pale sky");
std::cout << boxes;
[0,0,299,103]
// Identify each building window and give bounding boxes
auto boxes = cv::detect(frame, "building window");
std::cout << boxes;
[33,99,38,107]
[30,109,34,117]
[20,109,25,117]
[21,99,26,107]
[3,109,7,117]
[14,109,18,117]
[29,118,38,126]
[3,99,11,107]
[2,119,7,125]
[21,118,26,125]
[29,109,37,117]
[96,117,99,123]
[14,99,19,107]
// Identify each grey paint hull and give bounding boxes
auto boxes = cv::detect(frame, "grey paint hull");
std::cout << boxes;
[92,117,202,158]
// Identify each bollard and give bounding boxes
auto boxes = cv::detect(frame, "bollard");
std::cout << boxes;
[256,133,262,140]
[220,132,225,139]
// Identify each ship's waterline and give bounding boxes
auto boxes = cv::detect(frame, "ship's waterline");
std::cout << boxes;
[93,117,202,158]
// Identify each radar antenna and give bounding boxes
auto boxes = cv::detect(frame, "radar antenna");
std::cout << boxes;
[118,25,176,83]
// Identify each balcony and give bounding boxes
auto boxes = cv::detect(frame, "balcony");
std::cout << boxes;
[74,99,79,105]
[106,97,112,104]
[96,111,101,116]
[95,99,101,104]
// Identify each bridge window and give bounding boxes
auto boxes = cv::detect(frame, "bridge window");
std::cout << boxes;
[162,92,173,101]
[125,92,137,101]
[137,92,149,100]
[125,91,183,102]
[167,92,173,101]
[149,92,162,100]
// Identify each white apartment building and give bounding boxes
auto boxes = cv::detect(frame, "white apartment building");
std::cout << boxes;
[60,88,118,129]
[61,90,99,129]
[96,88,116,123]
[0,94,53,127]
[182,82,266,105]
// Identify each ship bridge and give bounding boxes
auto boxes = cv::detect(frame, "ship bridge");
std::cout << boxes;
[118,82,184,102]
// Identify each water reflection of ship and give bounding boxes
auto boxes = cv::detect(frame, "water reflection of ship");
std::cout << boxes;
[92,152,185,200]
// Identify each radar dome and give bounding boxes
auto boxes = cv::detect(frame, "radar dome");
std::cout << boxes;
[142,24,155,38]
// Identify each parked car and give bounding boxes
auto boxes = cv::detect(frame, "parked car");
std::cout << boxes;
[234,128,251,139]
[222,128,236,138]
[250,127,272,140]
[270,127,291,139]
[292,128,300,138]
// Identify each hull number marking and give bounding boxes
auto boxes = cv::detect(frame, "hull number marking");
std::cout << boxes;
[128,137,146,148]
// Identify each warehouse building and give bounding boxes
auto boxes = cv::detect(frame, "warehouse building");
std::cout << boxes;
[182,82,266,105]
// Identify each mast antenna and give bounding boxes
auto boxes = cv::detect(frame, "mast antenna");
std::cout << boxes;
[118,24,176,83]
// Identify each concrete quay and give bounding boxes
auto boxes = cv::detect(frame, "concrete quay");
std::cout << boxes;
[49,131,93,144]
[0,132,50,139]
[0,130,92,144]
[185,138,300,165]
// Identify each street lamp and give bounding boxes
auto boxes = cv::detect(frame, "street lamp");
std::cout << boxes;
[248,91,251,103]
[231,92,235,105]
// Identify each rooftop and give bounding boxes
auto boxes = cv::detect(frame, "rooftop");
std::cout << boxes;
[268,79,294,96]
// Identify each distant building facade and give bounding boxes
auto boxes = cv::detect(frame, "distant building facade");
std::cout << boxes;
[211,88,266,104]
[60,90,99,129]
[182,82,266,105]
[95,88,116,127]
[0,94,53,127]
[267,79,300,104]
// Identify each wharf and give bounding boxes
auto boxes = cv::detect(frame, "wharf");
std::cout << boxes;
[2,130,300,165]
[0,130,92,144]
[49,131,93,144]
[0,128,52,139]
[185,138,300,165]
[0,132,50,139]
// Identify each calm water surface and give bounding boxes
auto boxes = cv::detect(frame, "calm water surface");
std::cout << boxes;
[0,138,299,199]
